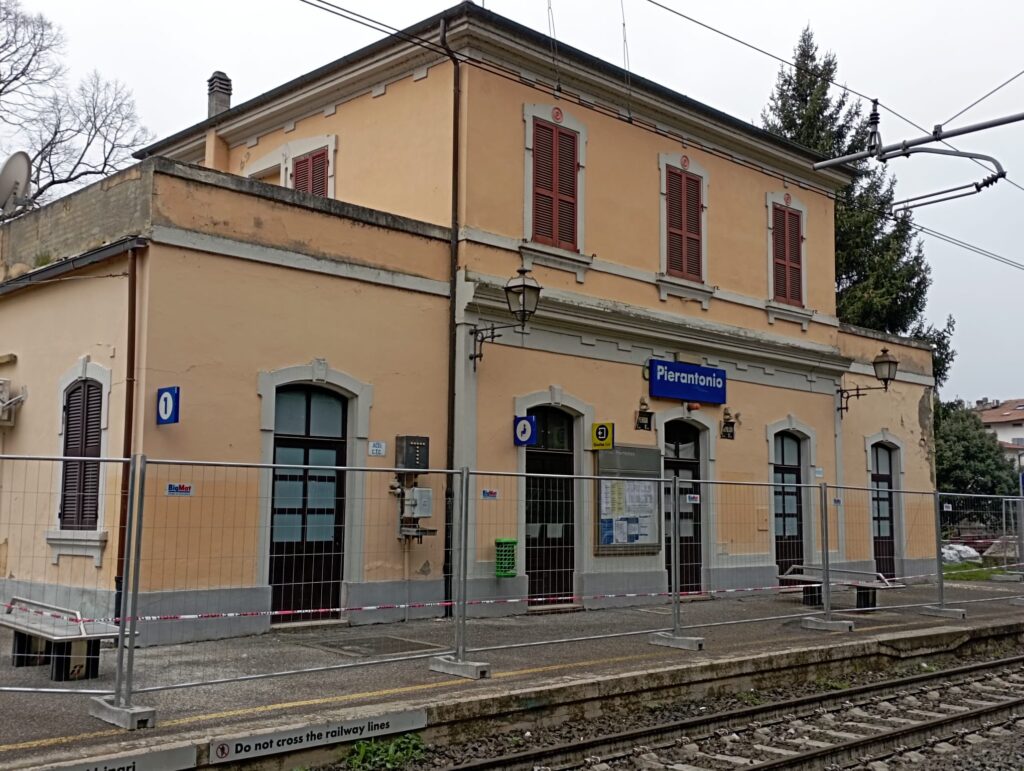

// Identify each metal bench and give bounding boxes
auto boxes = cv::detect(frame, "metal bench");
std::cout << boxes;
[3,597,120,681]
[776,566,905,609]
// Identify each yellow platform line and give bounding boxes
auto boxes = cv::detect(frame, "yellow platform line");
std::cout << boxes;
[0,651,668,754]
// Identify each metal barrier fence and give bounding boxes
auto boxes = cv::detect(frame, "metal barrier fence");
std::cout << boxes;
[0,455,133,696]
[125,460,461,697]
[2,453,1023,726]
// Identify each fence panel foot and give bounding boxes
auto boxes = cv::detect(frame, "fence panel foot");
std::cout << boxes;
[648,632,704,651]
[429,655,490,680]
[801,617,853,632]
[1009,598,1024,607]
[920,605,966,619]
[89,696,156,730]
[990,573,1024,583]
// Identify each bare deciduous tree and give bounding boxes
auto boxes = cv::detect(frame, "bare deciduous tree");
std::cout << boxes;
[0,0,150,216]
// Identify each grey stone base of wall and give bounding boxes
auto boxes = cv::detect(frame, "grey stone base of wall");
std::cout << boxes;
[707,564,777,592]
[466,575,528,618]
[342,579,446,625]
[135,587,272,646]
[898,558,938,584]
[580,570,666,608]
[0,578,116,625]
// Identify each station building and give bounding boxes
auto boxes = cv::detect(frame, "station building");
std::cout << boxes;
[0,3,937,641]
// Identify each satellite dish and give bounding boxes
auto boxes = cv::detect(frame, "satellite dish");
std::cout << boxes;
[0,152,32,214]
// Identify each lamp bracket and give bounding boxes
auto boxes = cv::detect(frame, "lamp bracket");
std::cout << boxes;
[836,382,889,418]
[468,322,525,371]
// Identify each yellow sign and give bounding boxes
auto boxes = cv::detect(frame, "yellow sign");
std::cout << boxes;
[591,422,614,450]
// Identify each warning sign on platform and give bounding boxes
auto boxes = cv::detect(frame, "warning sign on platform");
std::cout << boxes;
[209,710,428,763]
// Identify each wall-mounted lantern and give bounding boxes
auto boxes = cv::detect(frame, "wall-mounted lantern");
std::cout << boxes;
[837,348,900,417]
[468,267,542,370]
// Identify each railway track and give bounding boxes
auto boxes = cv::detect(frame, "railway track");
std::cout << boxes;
[449,654,1024,770]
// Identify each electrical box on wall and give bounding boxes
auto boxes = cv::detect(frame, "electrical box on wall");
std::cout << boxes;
[402,487,433,518]
[395,435,429,470]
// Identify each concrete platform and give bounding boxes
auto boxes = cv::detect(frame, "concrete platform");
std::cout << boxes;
[1,580,1022,769]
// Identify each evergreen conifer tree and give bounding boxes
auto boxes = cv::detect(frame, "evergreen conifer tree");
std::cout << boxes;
[762,28,955,386]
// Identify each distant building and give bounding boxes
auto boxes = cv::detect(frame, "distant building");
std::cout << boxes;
[975,398,1024,466]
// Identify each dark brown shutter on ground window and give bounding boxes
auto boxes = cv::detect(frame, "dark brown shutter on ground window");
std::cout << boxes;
[532,119,578,251]
[60,379,102,531]
[666,167,702,282]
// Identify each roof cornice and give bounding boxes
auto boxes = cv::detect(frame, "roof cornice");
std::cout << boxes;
[136,2,852,188]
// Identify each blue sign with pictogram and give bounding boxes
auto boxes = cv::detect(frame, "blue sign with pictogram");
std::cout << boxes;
[156,386,180,425]
[514,416,537,446]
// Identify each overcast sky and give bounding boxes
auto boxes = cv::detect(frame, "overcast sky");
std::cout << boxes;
[25,0,1023,403]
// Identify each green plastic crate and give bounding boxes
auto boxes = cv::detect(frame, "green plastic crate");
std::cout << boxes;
[495,538,517,578]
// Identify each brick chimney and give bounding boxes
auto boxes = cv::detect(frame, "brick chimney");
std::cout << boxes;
[207,71,232,117]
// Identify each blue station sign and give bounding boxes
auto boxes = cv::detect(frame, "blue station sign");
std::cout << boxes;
[648,359,727,404]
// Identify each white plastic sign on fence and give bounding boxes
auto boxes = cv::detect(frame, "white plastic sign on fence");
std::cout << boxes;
[209,710,428,763]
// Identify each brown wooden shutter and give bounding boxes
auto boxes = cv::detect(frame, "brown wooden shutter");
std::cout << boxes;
[555,126,578,250]
[293,154,311,194]
[786,209,802,304]
[309,148,328,197]
[771,204,804,306]
[665,166,685,276]
[532,119,579,251]
[772,204,795,304]
[60,379,102,531]
[532,120,556,244]
[666,167,703,282]
[684,173,702,281]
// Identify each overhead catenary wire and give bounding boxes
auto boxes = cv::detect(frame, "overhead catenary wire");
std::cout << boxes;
[944,67,1024,126]
[295,0,1023,275]
[643,0,1024,195]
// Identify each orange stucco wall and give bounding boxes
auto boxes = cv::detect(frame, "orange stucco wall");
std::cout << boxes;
[133,244,450,591]
[0,260,129,592]
[461,66,837,318]
[222,62,455,227]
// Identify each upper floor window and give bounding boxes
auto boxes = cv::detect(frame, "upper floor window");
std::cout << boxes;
[60,378,102,531]
[666,165,703,282]
[532,118,579,251]
[243,134,336,199]
[771,203,803,306]
[292,147,329,197]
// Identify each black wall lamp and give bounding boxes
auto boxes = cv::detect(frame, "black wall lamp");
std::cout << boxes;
[468,267,542,370]
[837,348,900,417]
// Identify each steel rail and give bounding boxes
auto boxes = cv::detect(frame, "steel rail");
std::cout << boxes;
[447,652,1024,770]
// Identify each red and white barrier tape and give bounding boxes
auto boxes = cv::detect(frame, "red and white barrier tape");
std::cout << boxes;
[5,560,1022,627]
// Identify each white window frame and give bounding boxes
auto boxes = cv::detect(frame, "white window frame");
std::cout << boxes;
[244,134,338,198]
[45,355,112,566]
[657,153,713,308]
[765,191,812,326]
[521,105,590,280]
